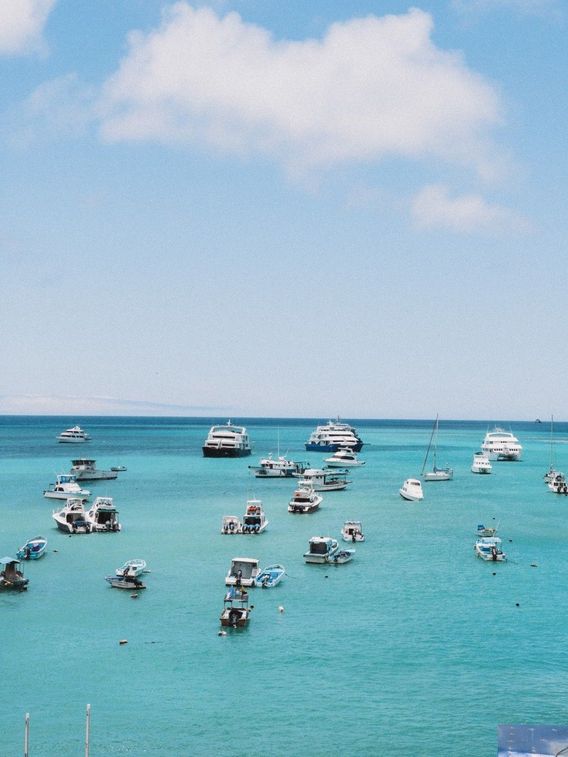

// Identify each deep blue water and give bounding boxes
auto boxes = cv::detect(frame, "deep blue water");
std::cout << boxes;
[1,416,567,755]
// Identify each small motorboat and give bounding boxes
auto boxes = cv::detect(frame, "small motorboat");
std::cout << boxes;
[328,549,355,565]
[220,587,251,628]
[221,515,242,534]
[105,575,146,590]
[225,557,260,587]
[115,559,148,578]
[548,473,568,494]
[476,523,497,538]
[52,498,90,534]
[341,520,365,542]
[84,497,121,532]
[57,425,90,443]
[324,448,365,467]
[254,564,285,588]
[474,537,506,561]
[399,478,424,501]
[471,451,492,474]
[70,458,118,481]
[43,474,90,501]
[0,557,29,592]
[299,469,351,491]
[288,484,322,514]
[16,536,48,560]
[303,536,339,564]
[111,465,127,472]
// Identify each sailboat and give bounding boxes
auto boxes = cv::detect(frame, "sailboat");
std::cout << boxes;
[544,415,563,484]
[421,415,453,481]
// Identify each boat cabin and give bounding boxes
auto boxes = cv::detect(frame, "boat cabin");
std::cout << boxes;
[0,557,29,591]
[225,557,260,587]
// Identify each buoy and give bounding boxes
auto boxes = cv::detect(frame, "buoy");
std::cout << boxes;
[278,605,285,613]
[492,572,496,576]
[131,593,139,599]
[515,603,520,607]
[218,630,227,637]
[119,639,128,645]
[531,563,538,568]
[53,549,58,553]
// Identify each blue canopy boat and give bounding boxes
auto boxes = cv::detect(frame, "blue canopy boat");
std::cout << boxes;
[16,536,48,561]
[254,564,285,588]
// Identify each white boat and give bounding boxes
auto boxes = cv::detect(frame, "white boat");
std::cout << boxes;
[328,549,355,564]
[474,537,506,561]
[111,465,127,472]
[240,499,268,533]
[481,427,522,461]
[70,458,118,481]
[544,416,561,483]
[324,448,365,467]
[52,498,90,534]
[421,416,453,481]
[471,451,492,474]
[288,484,322,514]
[476,523,498,538]
[254,564,285,588]
[57,425,90,443]
[116,559,148,578]
[84,497,121,532]
[105,575,146,590]
[43,474,90,501]
[202,421,252,458]
[220,587,251,627]
[341,520,365,542]
[221,515,242,534]
[225,557,260,587]
[298,468,350,491]
[249,454,310,478]
[303,536,339,563]
[399,478,424,501]
[305,420,363,452]
[548,473,568,494]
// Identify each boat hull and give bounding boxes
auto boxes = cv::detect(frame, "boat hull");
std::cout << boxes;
[202,447,251,458]
[423,469,453,481]
[305,441,363,452]
[288,503,319,513]
[106,576,146,589]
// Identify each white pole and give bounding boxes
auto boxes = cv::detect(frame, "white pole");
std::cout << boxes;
[85,704,91,757]
[24,713,30,757]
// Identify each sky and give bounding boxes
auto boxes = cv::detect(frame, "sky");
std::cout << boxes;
[0,0,566,420]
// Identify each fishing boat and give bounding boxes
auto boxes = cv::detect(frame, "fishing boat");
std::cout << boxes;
[43,474,90,501]
[328,549,355,564]
[474,537,506,561]
[399,478,424,501]
[421,415,453,481]
[341,520,365,542]
[105,575,146,589]
[254,564,285,587]
[57,425,90,443]
[303,536,339,564]
[202,421,252,458]
[0,557,29,591]
[115,559,148,578]
[52,498,90,534]
[476,523,498,538]
[288,484,322,513]
[225,557,260,587]
[481,427,522,461]
[69,459,118,481]
[324,448,365,467]
[16,536,48,560]
[220,586,251,627]
[471,452,492,474]
[84,497,121,532]
[298,468,351,491]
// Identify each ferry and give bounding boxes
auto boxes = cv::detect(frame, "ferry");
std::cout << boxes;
[481,428,522,461]
[202,421,252,458]
[305,420,363,452]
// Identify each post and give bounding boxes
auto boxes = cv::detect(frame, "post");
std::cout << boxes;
[85,704,91,757]
[24,713,30,757]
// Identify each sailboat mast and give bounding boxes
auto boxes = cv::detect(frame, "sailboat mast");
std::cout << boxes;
[421,415,438,475]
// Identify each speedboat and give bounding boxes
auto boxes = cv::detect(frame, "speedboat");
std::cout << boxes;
[116,559,148,578]
[476,524,498,538]
[305,420,363,452]
[288,484,322,513]
[0,557,29,592]
[481,427,522,461]
[328,549,355,564]
[544,466,563,484]
[241,499,269,533]
[16,536,48,561]
[471,452,492,474]
[43,474,90,501]
[57,425,90,443]
[202,421,252,458]
[105,575,146,590]
[221,515,242,534]
[70,459,118,481]
[298,469,351,491]
[548,473,568,494]
[303,536,339,564]
[474,537,506,561]
[52,498,90,534]
[84,497,121,532]
[220,587,251,628]
[341,520,365,542]
[254,564,285,588]
[249,454,310,478]
[324,448,365,467]
[111,465,127,472]
[421,415,453,481]
[399,478,424,501]
[225,557,260,587]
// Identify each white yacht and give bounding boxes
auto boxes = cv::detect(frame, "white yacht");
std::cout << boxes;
[305,420,363,452]
[481,428,522,461]
[202,421,252,458]
[324,448,365,467]
[84,497,121,532]
[57,426,90,443]
[249,454,309,478]
[288,484,322,514]
[43,474,90,501]
[471,451,492,474]
[52,498,90,534]
[70,459,118,481]
[399,478,424,501]
[298,468,351,491]
[303,536,339,564]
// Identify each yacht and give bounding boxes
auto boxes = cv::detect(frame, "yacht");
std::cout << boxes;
[471,452,492,474]
[43,474,90,501]
[249,454,310,478]
[288,484,322,514]
[324,448,365,467]
[303,536,340,564]
[298,468,351,491]
[52,498,90,534]
[305,420,363,452]
[84,497,121,532]
[202,421,252,458]
[481,428,522,461]
[69,459,118,481]
[57,425,90,443]
[399,478,424,501]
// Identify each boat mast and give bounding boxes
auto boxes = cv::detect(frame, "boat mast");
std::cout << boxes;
[421,415,438,475]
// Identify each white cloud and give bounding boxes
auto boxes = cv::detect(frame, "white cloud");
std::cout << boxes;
[0,0,56,56]
[411,183,531,233]
[98,4,503,175]
[0,394,229,416]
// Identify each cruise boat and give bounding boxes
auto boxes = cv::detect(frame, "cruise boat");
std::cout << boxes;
[52,498,90,534]
[298,468,351,491]
[474,537,506,561]
[341,520,365,542]
[84,497,121,532]
[471,452,492,474]
[305,420,363,452]
[57,425,90,443]
[303,536,339,564]
[249,454,310,478]
[0,557,29,592]
[202,421,252,458]
[43,474,90,501]
[481,427,522,461]
[225,557,260,587]
[288,484,322,513]
[69,459,118,481]
[324,448,365,467]
[220,586,251,628]
[399,478,424,501]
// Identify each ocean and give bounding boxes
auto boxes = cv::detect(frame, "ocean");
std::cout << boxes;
[1,416,567,756]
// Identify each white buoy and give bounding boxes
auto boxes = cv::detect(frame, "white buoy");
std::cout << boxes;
[218,630,227,636]
[278,605,285,613]
[119,639,128,645]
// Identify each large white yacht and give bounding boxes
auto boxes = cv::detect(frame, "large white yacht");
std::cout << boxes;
[57,425,90,443]
[481,428,522,461]
[305,420,363,452]
[202,421,252,458]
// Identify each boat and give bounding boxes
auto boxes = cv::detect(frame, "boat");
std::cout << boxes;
[421,415,453,481]
[471,451,492,474]
[249,454,310,478]
[548,473,568,494]
[221,515,242,534]
[241,499,269,533]
[84,497,121,532]
[328,549,355,564]
[115,559,148,578]
[220,586,251,627]
[52,498,90,533]
[288,484,322,513]
[0,557,29,591]
[399,478,424,501]
[305,420,363,452]
[69,459,118,481]
[105,575,146,589]
[202,421,252,458]
[225,557,260,587]
[341,520,365,542]
[16,536,48,560]
[303,536,340,563]
[474,536,506,561]
[298,468,351,491]
[43,474,90,501]
[110,465,127,472]
[544,416,562,483]
[476,523,498,538]
[481,427,522,461]
[254,564,285,588]
[57,425,90,443]
[324,448,365,467]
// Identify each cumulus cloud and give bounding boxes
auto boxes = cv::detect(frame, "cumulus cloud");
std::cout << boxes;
[98,4,503,175]
[0,0,56,55]
[411,183,531,233]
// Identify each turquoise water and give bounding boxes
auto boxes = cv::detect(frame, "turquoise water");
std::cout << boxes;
[2,416,568,756]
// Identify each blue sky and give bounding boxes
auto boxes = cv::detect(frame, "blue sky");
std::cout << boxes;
[0,0,566,419]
